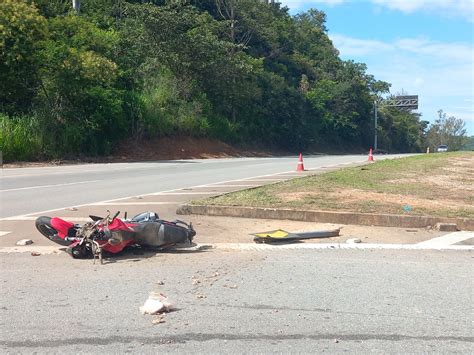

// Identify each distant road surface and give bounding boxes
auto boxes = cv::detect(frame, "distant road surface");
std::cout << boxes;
[0,154,407,218]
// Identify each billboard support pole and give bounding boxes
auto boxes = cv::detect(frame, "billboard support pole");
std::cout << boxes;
[374,101,378,151]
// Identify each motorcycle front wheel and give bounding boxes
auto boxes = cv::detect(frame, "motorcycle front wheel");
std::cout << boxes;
[35,216,70,246]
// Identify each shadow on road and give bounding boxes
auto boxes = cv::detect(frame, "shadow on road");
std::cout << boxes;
[100,244,210,264]
[57,243,209,265]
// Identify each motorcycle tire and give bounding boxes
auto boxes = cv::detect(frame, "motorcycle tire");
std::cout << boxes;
[35,216,70,246]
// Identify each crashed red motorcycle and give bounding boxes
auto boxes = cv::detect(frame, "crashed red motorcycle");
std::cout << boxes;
[35,211,196,263]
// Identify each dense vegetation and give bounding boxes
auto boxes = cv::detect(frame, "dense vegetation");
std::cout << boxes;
[0,0,467,162]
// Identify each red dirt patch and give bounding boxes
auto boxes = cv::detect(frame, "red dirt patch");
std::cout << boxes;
[112,137,275,161]
[2,137,285,168]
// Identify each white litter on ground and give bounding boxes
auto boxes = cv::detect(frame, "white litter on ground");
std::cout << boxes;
[139,292,174,315]
[16,239,33,246]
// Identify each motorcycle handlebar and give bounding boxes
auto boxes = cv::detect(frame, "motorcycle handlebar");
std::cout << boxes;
[111,211,120,221]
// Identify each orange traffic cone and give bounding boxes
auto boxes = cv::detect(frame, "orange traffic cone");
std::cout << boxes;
[296,153,305,171]
[368,148,374,162]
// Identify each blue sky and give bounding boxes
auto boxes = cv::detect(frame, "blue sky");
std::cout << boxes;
[280,0,474,135]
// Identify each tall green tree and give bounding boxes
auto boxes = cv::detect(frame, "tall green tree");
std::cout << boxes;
[37,15,124,155]
[426,110,467,151]
[0,0,47,114]
[377,108,424,152]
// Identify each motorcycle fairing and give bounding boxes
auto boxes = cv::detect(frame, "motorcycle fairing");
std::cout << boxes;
[100,218,136,253]
[108,218,135,231]
[50,217,75,238]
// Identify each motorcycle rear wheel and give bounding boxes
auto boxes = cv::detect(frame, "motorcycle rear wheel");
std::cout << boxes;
[35,216,70,246]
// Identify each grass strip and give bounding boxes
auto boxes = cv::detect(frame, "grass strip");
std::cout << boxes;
[191,152,474,219]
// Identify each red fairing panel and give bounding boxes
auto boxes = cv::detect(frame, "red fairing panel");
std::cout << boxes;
[108,218,134,231]
[50,217,74,238]
[102,240,134,254]
[100,219,135,253]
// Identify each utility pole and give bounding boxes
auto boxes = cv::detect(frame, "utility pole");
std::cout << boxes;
[374,100,378,151]
[72,0,80,14]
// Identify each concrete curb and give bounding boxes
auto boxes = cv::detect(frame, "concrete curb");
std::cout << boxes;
[208,243,473,251]
[176,205,474,231]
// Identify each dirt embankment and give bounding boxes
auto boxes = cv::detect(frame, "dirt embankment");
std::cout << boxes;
[2,137,288,168]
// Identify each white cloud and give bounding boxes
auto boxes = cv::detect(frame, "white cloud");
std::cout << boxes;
[330,35,474,63]
[281,0,345,7]
[371,0,474,21]
[279,0,474,21]
[395,38,474,62]
[329,34,393,56]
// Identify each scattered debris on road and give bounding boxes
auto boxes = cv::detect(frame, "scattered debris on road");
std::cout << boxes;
[223,284,238,289]
[140,292,174,315]
[151,315,166,325]
[16,239,33,246]
[30,251,41,256]
[252,228,340,244]
[346,238,362,244]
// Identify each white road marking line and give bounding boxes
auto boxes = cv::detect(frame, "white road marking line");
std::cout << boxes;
[1,216,91,221]
[151,191,219,195]
[239,178,287,182]
[0,180,101,193]
[91,202,178,206]
[0,164,157,179]
[1,170,100,179]
[274,174,310,176]
[209,243,474,251]
[416,231,474,247]
[0,231,12,237]
[0,242,471,254]
[194,184,260,188]
[0,246,63,254]
[1,215,29,221]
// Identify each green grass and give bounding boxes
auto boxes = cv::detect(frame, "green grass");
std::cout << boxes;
[192,152,474,219]
[0,114,43,162]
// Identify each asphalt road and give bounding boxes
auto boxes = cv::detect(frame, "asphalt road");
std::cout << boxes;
[1,154,472,353]
[0,154,408,219]
[0,249,472,353]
